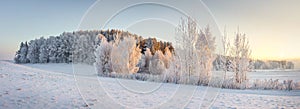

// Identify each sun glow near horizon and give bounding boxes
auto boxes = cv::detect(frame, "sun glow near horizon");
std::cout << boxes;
[247,35,300,61]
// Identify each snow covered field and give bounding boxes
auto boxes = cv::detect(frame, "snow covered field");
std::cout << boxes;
[0,60,299,108]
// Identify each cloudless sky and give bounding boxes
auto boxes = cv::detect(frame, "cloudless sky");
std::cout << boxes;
[0,0,95,59]
[0,0,299,63]
[203,0,300,60]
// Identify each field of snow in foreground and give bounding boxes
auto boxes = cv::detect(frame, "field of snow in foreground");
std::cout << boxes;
[0,60,299,109]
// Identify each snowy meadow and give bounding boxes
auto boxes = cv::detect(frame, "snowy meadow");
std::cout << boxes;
[1,60,299,108]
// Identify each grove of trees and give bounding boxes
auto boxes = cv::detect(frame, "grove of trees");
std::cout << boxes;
[14,30,173,65]
[14,18,296,89]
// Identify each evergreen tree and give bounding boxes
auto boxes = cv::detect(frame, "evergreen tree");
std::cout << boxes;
[27,39,40,63]
[39,37,49,63]
[14,42,23,63]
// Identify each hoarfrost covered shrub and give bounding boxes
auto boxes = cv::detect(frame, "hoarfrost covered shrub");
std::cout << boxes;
[140,47,172,74]
[139,48,152,73]
[94,35,113,76]
[149,50,166,75]
[251,79,297,90]
[165,55,181,84]
[251,79,279,90]
[111,37,141,74]
[229,30,252,84]
[221,28,252,85]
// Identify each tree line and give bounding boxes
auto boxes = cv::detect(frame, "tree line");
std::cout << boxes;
[14,30,173,65]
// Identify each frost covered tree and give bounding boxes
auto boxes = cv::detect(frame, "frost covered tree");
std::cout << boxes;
[229,29,252,84]
[72,35,81,63]
[61,33,74,63]
[14,43,23,63]
[129,41,142,74]
[78,35,88,63]
[220,28,231,81]
[27,39,40,63]
[163,47,172,69]
[73,34,98,64]
[73,35,91,63]
[14,48,21,63]
[39,37,49,63]
[83,35,97,64]
[14,42,29,63]
[48,36,59,63]
[56,36,67,63]
[146,47,172,75]
[139,48,152,73]
[165,53,181,83]
[195,25,216,84]
[175,17,199,83]
[94,35,113,76]
[174,17,217,85]
[149,50,166,75]
[111,37,141,74]
[149,59,165,75]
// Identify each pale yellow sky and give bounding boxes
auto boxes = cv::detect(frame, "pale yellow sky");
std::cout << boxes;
[203,0,300,60]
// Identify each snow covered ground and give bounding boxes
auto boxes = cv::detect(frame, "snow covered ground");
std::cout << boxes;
[0,60,299,108]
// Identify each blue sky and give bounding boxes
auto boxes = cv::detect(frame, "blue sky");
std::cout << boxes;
[0,0,95,59]
[1,0,299,62]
